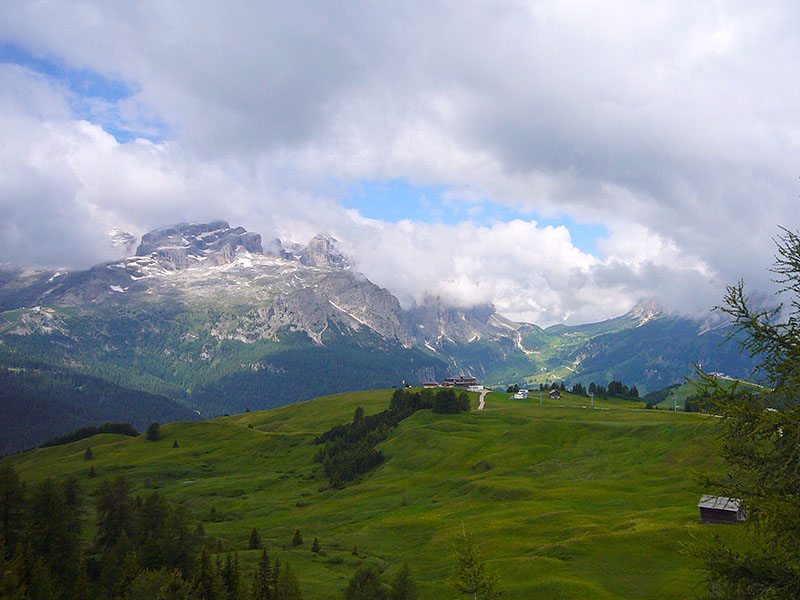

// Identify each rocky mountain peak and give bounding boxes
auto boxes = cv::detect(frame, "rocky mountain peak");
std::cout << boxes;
[627,298,665,325]
[135,221,263,269]
[298,234,350,269]
[106,228,138,254]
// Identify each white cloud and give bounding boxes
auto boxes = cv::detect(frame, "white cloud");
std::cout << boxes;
[1,1,800,324]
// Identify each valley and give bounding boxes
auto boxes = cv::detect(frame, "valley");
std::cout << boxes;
[8,387,743,599]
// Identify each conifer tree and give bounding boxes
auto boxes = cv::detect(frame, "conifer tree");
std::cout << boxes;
[12,541,57,600]
[310,538,320,553]
[0,540,26,600]
[83,446,93,460]
[96,476,139,552]
[159,569,191,600]
[250,550,272,600]
[0,462,24,556]
[173,439,179,448]
[695,227,800,597]
[29,477,81,588]
[344,564,386,600]
[451,526,500,600]
[194,547,220,600]
[275,562,301,600]
[291,529,303,547]
[270,556,280,595]
[73,553,90,600]
[146,422,161,441]
[388,563,418,600]
[249,527,262,550]
[118,549,140,598]
[0,563,26,600]
[88,465,96,478]
[457,392,470,413]
[220,552,242,600]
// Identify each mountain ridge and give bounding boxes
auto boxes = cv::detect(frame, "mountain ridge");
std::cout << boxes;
[0,221,760,450]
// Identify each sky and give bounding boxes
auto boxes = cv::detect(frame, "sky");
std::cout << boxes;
[1,1,799,326]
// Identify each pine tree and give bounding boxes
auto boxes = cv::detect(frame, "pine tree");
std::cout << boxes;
[352,544,358,556]
[344,564,386,600]
[118,550,140,598]
[310,538,320,553]
[173,439,179,448]
[695,227,800,597]
[146,422,161,441]
[250,550,272,600]
[88,465,96,478]
[457,392,470,413]
[12,541,57,600]
[220,552,241,600]
[96,476,139,553]
[83,446,93,460]
[29,477,81,587]
[388,563,418,600]
[194,547,220,600]
[451,526,500,600]
[159,569,191,600]
[0,462,24,557]
[73,553,91,600]
[249,528,262,550]
[270,556,280,595]
[0,563,26,600]
[275,562,301,600]
[291,529,303,547]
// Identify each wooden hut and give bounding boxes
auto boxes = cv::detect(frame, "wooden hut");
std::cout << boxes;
[698,495,746,524]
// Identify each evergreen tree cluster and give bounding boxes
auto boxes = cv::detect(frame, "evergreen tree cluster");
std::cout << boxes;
[343,562,418,600]
[683,392,715,413]
[40,423,139,448]
[432,389,470,415]
[692,227,800,595]
[314,388,469,485]
[0,350,194,455]
[0,463,316,600]
[549,380,640,400]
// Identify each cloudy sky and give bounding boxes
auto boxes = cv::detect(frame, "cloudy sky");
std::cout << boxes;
[1,1,799,325]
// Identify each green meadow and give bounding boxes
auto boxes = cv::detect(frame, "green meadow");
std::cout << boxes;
[9,388,743,599]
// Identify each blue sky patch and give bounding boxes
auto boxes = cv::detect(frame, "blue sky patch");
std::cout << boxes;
[0,42,166,142]
[342,179,607,256]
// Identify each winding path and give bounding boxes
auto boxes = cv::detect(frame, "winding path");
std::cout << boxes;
[477,389,488,411]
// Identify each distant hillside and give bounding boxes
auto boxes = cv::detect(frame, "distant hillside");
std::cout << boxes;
[0,353,197,454]
[7,388,739,599]
[0,221,760,452]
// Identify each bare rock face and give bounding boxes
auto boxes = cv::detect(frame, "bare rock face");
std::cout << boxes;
[299,234,349,269]
[106,228,138,254]
[136,221,263,268]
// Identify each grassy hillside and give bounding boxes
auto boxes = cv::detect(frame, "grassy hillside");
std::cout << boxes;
[9,388,743,599]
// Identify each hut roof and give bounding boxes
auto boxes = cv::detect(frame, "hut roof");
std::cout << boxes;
[698,495,741,512]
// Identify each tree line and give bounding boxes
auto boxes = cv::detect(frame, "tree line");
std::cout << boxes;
[0,460,504,600]
[40,423,139,448]
[518,380,640,399]
[314,388,470,486]
[0,463,316,600]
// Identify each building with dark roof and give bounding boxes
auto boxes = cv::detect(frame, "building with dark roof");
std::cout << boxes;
[442,376,478,388]
[698,495,746,524]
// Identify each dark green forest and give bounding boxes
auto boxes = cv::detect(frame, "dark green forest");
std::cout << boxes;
[314,388,470,485]
[0,354,196,455]
[0,310,447,453]
[0,462,421,600]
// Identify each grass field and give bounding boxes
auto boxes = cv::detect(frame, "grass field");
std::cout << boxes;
[9,388,743,599]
